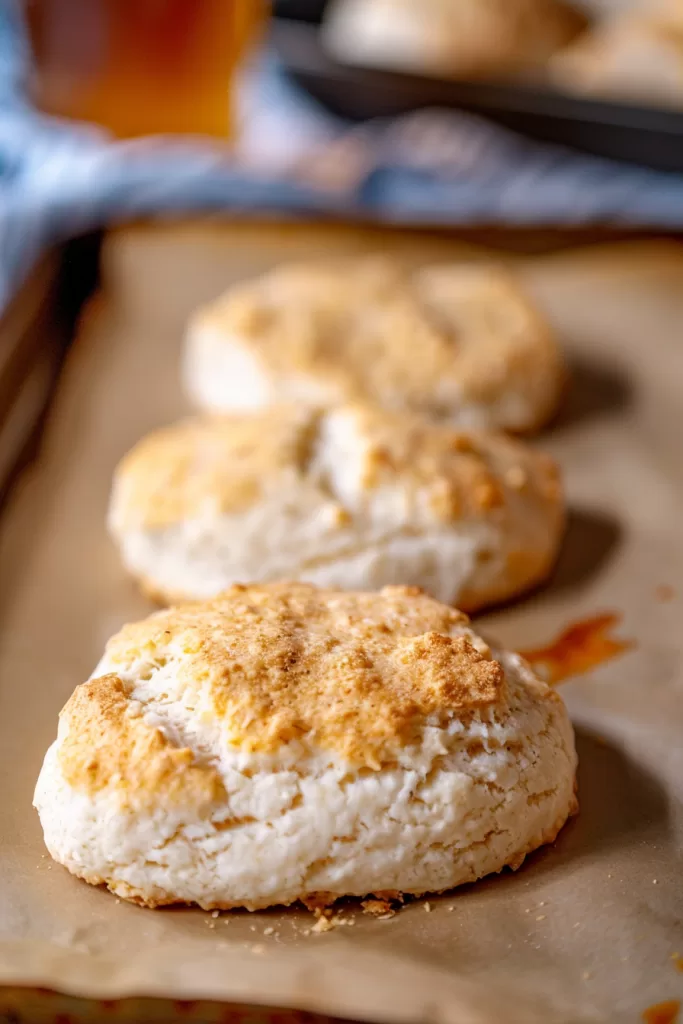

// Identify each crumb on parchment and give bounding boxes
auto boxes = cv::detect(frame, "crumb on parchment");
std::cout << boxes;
[361,898,395,918]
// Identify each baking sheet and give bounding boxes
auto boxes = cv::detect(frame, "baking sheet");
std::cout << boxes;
[0,253,65,503]
[0,222,682,1024]
[271,18,683,173]
[271,0,683,172]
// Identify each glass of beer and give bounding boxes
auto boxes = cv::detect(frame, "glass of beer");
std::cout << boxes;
[26,0,266,140]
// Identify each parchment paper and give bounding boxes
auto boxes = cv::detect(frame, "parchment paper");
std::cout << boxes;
[1,223,682,1024]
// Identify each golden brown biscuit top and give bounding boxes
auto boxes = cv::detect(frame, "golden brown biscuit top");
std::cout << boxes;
[59,674,225,807]
[347,403,561,521]
[194,258,560,416]
[111,406,316,528]
[111,403,561,530]
[95,583,504,768]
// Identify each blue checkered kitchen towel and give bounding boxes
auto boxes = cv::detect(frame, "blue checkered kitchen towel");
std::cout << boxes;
[4,1,683,313]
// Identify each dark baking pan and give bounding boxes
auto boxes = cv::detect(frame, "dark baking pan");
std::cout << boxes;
[273,0,333,20]
[0,233,100,507]
[270,14,683,173]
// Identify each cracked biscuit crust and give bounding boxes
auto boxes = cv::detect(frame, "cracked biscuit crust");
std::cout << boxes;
[59,674,225,810]
[185,259,565,433]
[35,584,578,910]
[88,583,500,769]
[111,403,561,530]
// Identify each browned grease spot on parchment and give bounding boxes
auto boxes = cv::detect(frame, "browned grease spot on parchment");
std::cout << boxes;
[642,999,681,1024]
[520,612,634,686]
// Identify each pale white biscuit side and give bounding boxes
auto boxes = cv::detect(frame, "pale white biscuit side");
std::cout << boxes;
[183,323,341,414]
[114,518,493,608]
[183,323,274,413]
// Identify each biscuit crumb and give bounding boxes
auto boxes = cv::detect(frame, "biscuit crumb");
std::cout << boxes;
[312,908,347,933]
[424,902,432,912]
[211,910,220,918]
[582,971,591,980]
[536,915,546,921]
[251,944,265,954]
[362,898,395,918]
[312,915,335,933]
[263,926,275,936]
[448,906,454,912]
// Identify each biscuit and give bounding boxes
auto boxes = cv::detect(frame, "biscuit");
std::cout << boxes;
[550,15,683,106]
[322,0,583,80]
[34,583,578,910]
[108,403,564,611]
[184,259,565,434]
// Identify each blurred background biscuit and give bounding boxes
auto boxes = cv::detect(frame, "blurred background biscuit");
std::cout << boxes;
[185,259,565,433]
[550,13,683,105]
[323,0,585,79]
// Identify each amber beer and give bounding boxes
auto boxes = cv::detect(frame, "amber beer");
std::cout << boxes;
[26,0,264,139]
